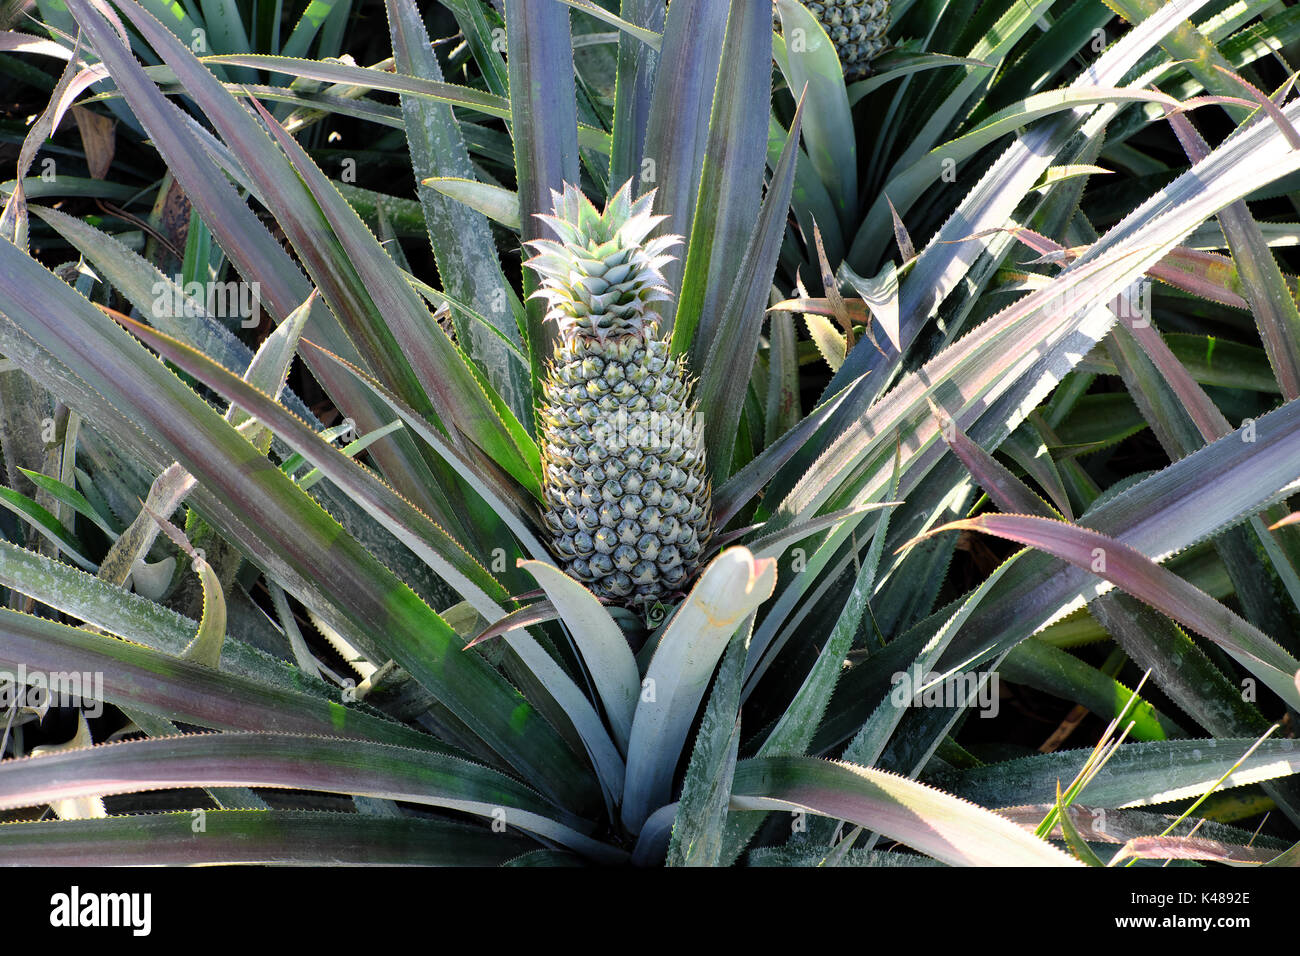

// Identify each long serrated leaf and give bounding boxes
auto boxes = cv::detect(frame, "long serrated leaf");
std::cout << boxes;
[0,486,95,571]
[506,0,580,389]
[609,0,663,188]
[0,608,442,751]
[60,0,456,532]
[924,513,1300,709]
[640,0,728,320]
[698,92,804,479]
[0,241,597,813]
[387,0,528,426]
[672,0,770,361]
[931,737,1300,809]
[1113,0,1300,401]
[730,756,1079,866]
[816,0,1215,453]
[0,811,538,866]
[112,316,620,801]
[0,732,621,861]
[773,0,856,226]
[665,619,749,867]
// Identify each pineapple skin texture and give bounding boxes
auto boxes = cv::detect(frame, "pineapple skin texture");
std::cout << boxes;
[539,333,711,607]
[801,0,891,76]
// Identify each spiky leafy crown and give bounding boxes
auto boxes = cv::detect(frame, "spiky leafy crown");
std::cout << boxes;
[524,180,682,344]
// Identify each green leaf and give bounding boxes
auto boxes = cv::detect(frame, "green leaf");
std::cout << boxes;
[113,317,620,802]
[698,92,804,481]
[666,621,749,867]
[0,241,597,814]
[924,513,1300,710]
[623,547,777,832]
[200,54,608,148]
[62,0,458,534]
[1111,0,1300,402]
[774,0,857,226]
[146,514,227,670]
[17,468,116,537]
[423,176,521,230]
[824,0,1215,425]
[122,318,522,615]
[931,737,1300,809]
[0,811,538,866]
[0,607,442,751]
[0,732,622,861]
[506,0,581,403]
[999,640,1175,741]
[1055,783,1106,866]
[641,0,729,317]
[609,0,664,190]
[557,0,661,49]
[0,485,96,571]
[730,756,1079,866]
[804,312,846,371]
[764,311,800,447]
[388,0,528,426]
[673,0,771,360]
[437,0,508,97]
[520,560,639,756]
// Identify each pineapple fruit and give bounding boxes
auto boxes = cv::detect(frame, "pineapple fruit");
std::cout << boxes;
[803,1,891,77]
[664,2,891,77]
[525,182,712,609]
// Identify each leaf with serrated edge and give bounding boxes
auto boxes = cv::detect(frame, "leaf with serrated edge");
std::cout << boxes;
[918,513,1300,710]
[0,732,623,862]
[931,738,1300,809]
[730,756,1079,867]
[0,811,538,866]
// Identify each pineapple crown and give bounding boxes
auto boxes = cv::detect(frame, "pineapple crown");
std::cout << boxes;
[524,180,682,344]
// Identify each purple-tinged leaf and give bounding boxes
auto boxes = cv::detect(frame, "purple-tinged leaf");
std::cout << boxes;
[673,0,771,361]
[464,602,558,651]
[609,0,664,189]
[930,400,1058,519]
[506,0,580,378]
[0,811,539,866]
[62,0,455,528]
[1111,834,1280,865]
[386,0,528,427]
[0,241,597,813]
[698,91,805,480]
[730,756,1079,867]
[916,513,1300,709]
[0,732,622,862]
[640,0,728,323]
[0,607,443,752]
[711,370,867,527]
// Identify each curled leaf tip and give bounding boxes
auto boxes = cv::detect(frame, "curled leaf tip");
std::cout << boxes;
[894,518,973,555]
[1268,511,1300,531]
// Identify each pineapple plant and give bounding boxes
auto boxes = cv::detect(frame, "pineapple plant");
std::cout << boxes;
[528,183,711,609]
[0,0,1298,871]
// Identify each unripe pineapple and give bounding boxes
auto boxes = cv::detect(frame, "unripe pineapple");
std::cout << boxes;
[525,182,712,609]
[803,1,891,77]
[664,2,891,77]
